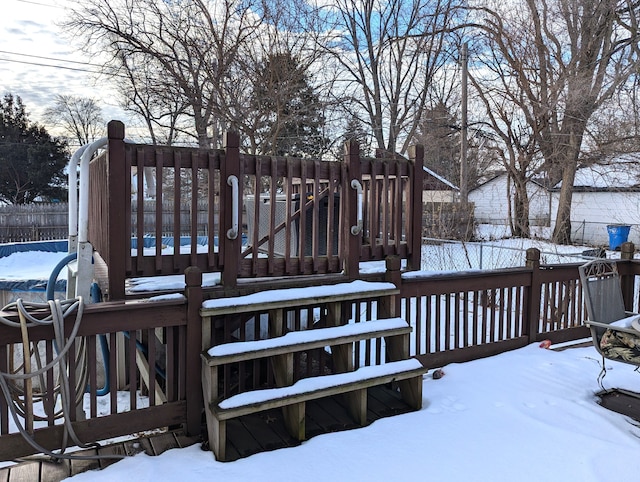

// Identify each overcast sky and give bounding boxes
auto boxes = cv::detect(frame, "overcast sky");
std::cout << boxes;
[1,0,129,143]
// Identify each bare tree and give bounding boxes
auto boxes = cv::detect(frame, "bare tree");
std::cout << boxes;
[44,95,103,147]
[585,81,640,158]
[65,0,263,148]
[468,42,547,238]
[470,0,640,244]
[116,52,190,146]
[320,0,464,155]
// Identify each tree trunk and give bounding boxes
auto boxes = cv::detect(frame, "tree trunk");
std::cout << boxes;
[510,172,530,238]
[512,188,530,238]
[552,161,578,244]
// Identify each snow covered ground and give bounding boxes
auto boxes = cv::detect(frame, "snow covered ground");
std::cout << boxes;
[66,342,640,482]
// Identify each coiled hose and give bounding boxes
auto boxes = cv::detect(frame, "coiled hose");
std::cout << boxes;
[0,297,125,461]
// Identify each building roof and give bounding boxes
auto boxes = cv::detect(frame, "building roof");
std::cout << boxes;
[552,154,640,191]
[469,171,548,192]
[422,166,459,191]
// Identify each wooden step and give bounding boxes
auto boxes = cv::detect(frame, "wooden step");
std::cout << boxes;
[203,317,411,365]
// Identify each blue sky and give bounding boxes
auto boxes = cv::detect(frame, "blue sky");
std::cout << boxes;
[1,0,127,141]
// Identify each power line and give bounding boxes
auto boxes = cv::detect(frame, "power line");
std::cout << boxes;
[0,50,105,69]
[11,0,64,8]
[0,57,126,78]
[0,56,101,74]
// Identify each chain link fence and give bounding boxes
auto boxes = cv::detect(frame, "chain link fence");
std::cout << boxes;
[420,237,610,271]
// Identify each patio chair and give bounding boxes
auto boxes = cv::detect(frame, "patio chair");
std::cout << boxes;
[579,258,640,385]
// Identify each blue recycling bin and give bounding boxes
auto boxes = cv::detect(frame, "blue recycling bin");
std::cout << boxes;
[606,224,631,250]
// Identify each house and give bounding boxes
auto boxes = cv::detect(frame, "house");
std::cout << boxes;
[550,155,640,246]
[468,172,551,227]
[422,165,459,202]
[420,167,472,240]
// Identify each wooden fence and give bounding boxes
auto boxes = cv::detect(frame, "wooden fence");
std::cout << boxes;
[0,287,200,461]
[1,246,638,461]
[0,201,215,244]
[0,204,67,243]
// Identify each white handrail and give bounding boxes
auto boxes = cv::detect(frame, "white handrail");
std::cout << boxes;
[78,137,108,243]
[67,144,90,253]
[350,179,363,236]
[227,175,239,240]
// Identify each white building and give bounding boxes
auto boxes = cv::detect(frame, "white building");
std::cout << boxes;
[550,156,640,247]
[469,172,550,227]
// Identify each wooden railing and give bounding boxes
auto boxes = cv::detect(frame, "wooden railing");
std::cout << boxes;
[0,268,203,461]
[393,245,638,369]
[1,247,639,460]
[89,121,423,300]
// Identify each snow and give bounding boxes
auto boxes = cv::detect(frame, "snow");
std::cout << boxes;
[0,251,69,281]
[557,157,640,189]
[126,272,221,293]
[218,359,424,410]
[610,314,640,328]
[3,234,640,481]
[201,280,396,310]
[145,293,186,302]
[207,317,408,357]
[65,343,640,481]
[423,165,459,190]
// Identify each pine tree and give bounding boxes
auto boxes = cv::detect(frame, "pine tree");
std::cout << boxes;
[342,116,371,157]
[414,102,460,184]
[252,53,327,158]
[0,94,68,204]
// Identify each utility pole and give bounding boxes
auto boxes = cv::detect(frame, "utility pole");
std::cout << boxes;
[460,42,468,204]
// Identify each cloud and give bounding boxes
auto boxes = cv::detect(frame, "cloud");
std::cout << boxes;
[1,2,128,132]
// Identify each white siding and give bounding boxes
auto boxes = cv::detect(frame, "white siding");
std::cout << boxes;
[422,190,458,203]
[550,191,640,246]
[527,184,550,226]
[469,176,510,224]
[469,174,550,226]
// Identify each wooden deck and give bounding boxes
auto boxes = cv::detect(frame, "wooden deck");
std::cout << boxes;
[0,384,414,480]
[0,430,199,482]
[556,343,640,423]
[598,388,640,423]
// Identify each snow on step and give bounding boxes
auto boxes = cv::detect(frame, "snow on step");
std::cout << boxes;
[206,317,409,357]
[201,280,396,310]
[218,358,425,410]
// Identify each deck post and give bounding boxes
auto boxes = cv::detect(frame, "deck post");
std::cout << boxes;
[185,266,203,436]
[619,242,635,310]
[221,132,240,288]
[382,255,402,318]
[525,248,541,343]
[407,144,424,271]
[106,120,127,300]
[343,140,361,279]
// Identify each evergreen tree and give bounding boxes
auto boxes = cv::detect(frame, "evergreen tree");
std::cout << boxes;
[413,102,460,184]
[341,116,371,158]
[0,94,68,204]
[252,53,327,158]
